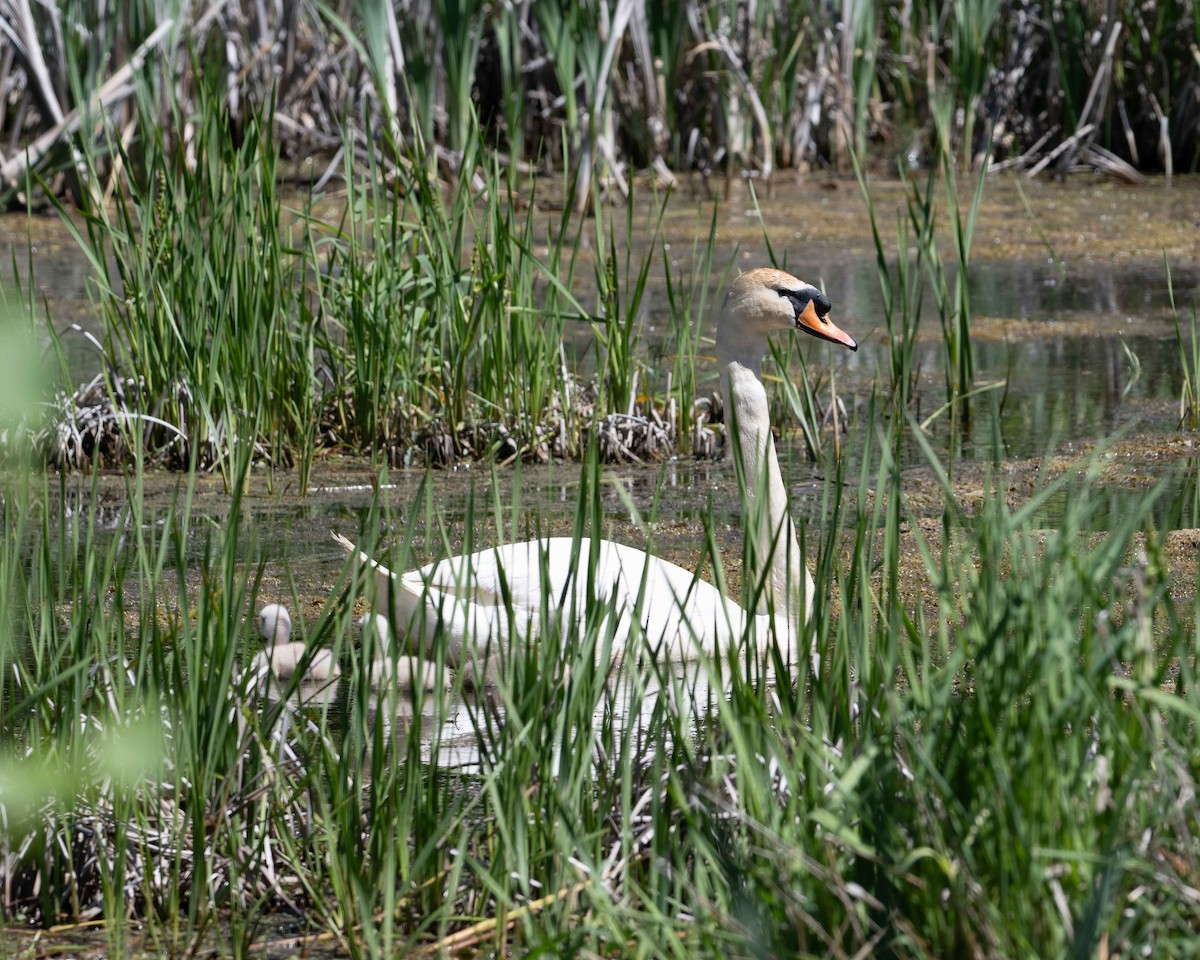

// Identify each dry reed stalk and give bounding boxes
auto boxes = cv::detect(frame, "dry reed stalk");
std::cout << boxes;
[792,39,830,174]
[0,0,1193,196]
[1077,143,1146,184]
[411,881,590,957]
[1056,21,1122,175]
[0,19,173,190]
[1149,92,1172,181]
[0,0,66,133]
[1026,123,1094,178]
[714,32,772,179]
[574,0,636,213]
[986,126,1056,172]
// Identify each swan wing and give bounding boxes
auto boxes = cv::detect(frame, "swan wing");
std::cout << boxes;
[423,537,751,658]
[335,533,759,664]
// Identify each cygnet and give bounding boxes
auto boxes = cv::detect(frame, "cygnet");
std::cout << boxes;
[253,603,340,684]
[358,613,451,692]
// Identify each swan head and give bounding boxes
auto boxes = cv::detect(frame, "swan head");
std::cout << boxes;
[721,268,856,352]
[257,603,292,646]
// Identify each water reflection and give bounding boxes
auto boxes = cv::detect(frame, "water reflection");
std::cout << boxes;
[255,672,340,708]
[21,174,1200,466]
[889,330,1183,463]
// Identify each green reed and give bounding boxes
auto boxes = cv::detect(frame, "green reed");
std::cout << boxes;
[657,204,723,453]
[6,356,1200,956]
[531,0,594,165]
[4,16,1200,956]
[852,136,979,455]
[47,41,729,476]
[314,123,584,463]
[590,189,664,417]
[1168,261,1200,431]
[50,84,315,488]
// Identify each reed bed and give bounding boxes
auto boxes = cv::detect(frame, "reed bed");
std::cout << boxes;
[0,0,1195,209]
[3,3,1187,479]
[2,144,1198,959]
[26,91,739,481]
[3,382,1200,957]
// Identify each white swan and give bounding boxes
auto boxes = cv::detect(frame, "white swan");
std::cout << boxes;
[358,613,453,692]
[252,603,341,684]
[335,268,857,668]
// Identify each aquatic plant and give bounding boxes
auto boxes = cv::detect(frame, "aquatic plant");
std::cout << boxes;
[849,121,984,455]
[45,82,317,489]
[1169,261,1200,431]
[37,70,744,480]
[4,374,1200,956]
[1,8,1198,955]
[0,0,1196,208]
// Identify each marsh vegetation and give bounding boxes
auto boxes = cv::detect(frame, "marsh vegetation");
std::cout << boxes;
[2,2,1200,958]
[0,0,1196,200]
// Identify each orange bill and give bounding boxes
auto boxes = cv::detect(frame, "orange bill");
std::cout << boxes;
[796,299,857,351]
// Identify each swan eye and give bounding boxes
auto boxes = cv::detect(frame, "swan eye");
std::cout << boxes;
[782,289,820,321]
[779,289,827,322]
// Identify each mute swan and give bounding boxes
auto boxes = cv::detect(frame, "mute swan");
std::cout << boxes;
[252,603,341,683]
[335,268,857,668]
[358,613,453,691]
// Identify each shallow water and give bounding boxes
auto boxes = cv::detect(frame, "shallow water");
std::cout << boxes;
[18,175,1200,395]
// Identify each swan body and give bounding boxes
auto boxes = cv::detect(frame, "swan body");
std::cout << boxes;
[336,268,857,669]
[358,613,453,691]
[253,603,340,683]
[336,534,757,664]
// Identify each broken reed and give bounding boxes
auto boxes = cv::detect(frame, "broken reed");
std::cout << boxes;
[0,0,1196,208]
[4,379,1200,956]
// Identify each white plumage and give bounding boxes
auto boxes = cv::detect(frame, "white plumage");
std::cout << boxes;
[358,613,452,691]
[335,268,857,672]
[252,603,340,684]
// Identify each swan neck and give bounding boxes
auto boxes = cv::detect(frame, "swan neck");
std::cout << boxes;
[719,336,810,627]
[715,311,763,376]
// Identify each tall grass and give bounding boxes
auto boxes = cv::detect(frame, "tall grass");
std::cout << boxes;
[1,0,1197,208]
[852,133,982,459]
[1169,261,1200,431]
[590,189,666,418]
[49,85,317,487]
[5,360,1200,955]
[657,205,725,454]
[42,54,738,478]
[6,186,1200,960]
[3,14,1200,958]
